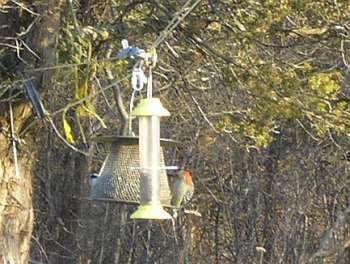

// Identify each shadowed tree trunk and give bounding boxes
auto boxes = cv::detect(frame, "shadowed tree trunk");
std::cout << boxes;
[0,0,63,262]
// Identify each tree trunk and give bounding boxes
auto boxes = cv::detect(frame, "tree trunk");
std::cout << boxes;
[0,105,34,264]
[0,1,64,262]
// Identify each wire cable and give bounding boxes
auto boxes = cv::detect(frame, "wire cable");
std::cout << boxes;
[151,0,202,49]
[9,93,20,178]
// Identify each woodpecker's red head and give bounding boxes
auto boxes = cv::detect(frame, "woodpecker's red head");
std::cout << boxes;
[183,170,193,186]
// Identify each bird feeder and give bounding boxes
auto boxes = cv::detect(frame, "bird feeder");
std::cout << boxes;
[90,136,176,206]
[130,98,172,219]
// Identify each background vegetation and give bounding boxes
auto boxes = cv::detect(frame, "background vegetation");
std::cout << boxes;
[0,0,349,263]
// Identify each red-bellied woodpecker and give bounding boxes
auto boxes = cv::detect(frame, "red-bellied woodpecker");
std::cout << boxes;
[168,169,194,208]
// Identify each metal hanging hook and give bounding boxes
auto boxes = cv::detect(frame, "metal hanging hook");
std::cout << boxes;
[131,66,147,92]
[144,49,157,98]
[144,48,157,68]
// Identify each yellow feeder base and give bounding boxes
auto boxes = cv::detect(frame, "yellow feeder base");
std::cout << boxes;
[131,203,172,220]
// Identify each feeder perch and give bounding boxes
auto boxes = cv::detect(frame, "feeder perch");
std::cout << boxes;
[130,98,172,220]
[90,136,176,207]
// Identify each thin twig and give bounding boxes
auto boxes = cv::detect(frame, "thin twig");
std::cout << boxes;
[98,203,110,264]
[10,0,39,16]
[340,40,350,70]
[296,118,319,142]
[20,39,41,60]
[189,94,220,133]
[47,117,89,156]
[327,129,341,149]
[94,76,118,117]
[126,221,137,264]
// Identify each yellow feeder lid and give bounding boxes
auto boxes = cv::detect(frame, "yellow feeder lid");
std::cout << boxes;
[130,203,172,220]
[132,98,170,117]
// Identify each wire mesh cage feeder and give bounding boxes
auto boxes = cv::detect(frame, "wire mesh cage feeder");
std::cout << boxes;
[90,98,174,219]
[90,136,175,205]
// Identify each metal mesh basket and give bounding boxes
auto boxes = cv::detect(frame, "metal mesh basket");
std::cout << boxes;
[90,136,175,206]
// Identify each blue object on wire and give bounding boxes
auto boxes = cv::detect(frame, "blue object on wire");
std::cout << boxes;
[117,39,146,59]
[20,71,46,119]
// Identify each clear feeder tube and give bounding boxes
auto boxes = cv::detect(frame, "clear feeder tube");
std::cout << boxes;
[130,97,171,219]
[139,116,161,204]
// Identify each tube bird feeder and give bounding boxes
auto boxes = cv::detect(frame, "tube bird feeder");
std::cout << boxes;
[130,98,172,219]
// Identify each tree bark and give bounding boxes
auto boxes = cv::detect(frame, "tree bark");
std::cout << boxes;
[0,104,34,264]
[0,1,64,263]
